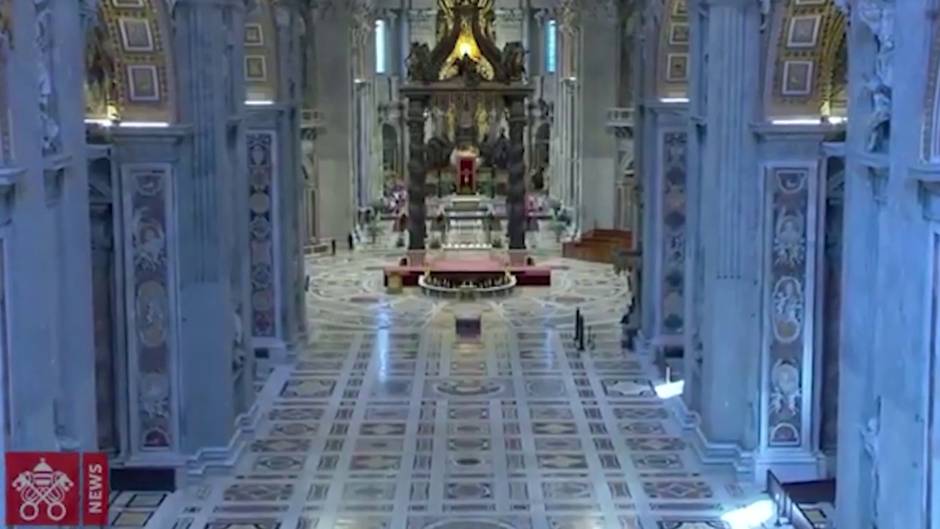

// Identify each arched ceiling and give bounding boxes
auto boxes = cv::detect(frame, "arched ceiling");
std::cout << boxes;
[655,0,689,99]
[763,0,846,119]
[85,0,176,122]
[245,0,281,102]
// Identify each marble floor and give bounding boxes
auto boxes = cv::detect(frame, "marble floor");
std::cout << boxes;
[150,249,766,529]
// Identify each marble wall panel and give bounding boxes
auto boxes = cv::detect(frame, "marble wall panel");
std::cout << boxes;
[660,131,687,337]
[247,131,279,340]
[122,164,176,451]
[763,165,817,448]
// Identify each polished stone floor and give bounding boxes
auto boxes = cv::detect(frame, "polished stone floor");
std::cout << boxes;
[151,248,764,529]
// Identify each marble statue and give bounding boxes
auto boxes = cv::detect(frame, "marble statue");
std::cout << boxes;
[558,0,579,36]
[85,8,119,117]
[858,0,895,152]
[862,397,882,521]
[858,0,894,89]
[350,0,374,51]
[34,1,61,155]
[232,309,245,373]
[864,75,891,152]
[406,42,432,82]
[499,42,526,83]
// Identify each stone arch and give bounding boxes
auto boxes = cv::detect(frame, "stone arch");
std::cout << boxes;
[85,0,177,123]
[762,0,846,119]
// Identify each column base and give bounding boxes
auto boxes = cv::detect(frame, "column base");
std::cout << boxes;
[508,249,529,266]
[182,366,289,481]
[667,397,757,482]
[754,449,827,484]
[408,249,427,266]
[253,338,289,364]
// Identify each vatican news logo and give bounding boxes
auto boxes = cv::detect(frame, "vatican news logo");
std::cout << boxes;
[5,452,108,525]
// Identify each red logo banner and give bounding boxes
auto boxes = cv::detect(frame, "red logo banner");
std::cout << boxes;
[5,452,108,526]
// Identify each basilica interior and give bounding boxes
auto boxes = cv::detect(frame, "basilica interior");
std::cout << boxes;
[0,0,928,527]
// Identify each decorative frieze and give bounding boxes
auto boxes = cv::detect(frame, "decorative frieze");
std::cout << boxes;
[660,130,686,336]
[122,164,176,451]
[247,131,278,340]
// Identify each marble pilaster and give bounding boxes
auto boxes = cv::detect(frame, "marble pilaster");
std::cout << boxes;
[752,126,831,482]
[578,9,618,231]
[694,0,762,474]
[167,0,247,458]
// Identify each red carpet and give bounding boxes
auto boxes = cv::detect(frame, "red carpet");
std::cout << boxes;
[384,256,551,287]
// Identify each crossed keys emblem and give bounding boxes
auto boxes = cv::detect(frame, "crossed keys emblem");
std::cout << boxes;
[11,457,75,521]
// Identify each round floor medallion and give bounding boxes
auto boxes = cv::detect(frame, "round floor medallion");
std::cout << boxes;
[433,380,503,396]
[424,519,515,529]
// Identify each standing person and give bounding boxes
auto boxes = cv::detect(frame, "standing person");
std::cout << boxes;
[347,232,354,251]
[331,238,336,256]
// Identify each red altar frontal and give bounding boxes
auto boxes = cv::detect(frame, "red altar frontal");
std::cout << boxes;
[383,256,551,287]
[458,156,475,194]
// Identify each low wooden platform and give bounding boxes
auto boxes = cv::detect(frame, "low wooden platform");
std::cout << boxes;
[384,257,551,287]
[562,229,633,264]
[767,471,835,529]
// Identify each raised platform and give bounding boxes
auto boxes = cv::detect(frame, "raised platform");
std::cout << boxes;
[562,229,633,264]
[384,255,551,287]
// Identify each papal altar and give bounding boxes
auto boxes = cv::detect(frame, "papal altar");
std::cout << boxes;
[385,0,547,291]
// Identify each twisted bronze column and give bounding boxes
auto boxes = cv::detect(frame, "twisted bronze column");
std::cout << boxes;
[506,96,527,250]
[406,96,429,250]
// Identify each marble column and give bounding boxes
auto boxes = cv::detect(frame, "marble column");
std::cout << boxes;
[170,0,245,456]
[312,3,354,240]
[695,0,762,473]
[579,7,618,230]
[273,2,307,346]
[507,96,527,251]
[406,96,428,253]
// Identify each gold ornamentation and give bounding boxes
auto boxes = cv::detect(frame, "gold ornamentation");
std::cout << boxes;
[85,7,121,118]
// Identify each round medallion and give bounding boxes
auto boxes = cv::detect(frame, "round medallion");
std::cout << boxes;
[772,360,800,395]
[135,280,168,347]
[249,192,271,214]
[425,520,515,529]
[250,216,272,239]
[434,380,503,397]
[252,290,274,311]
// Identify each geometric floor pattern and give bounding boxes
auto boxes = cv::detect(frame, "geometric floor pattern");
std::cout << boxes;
[151,251,764,529]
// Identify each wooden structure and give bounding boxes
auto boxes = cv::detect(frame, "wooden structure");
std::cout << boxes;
[562,229,634,264]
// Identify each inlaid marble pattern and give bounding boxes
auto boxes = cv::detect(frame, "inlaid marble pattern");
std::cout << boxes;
[154,251,763,529]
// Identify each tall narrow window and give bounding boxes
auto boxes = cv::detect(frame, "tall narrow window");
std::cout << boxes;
[375,19,387,74]
[546,19,557,73]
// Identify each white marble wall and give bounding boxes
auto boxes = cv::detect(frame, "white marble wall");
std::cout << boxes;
[0,0,97,504]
